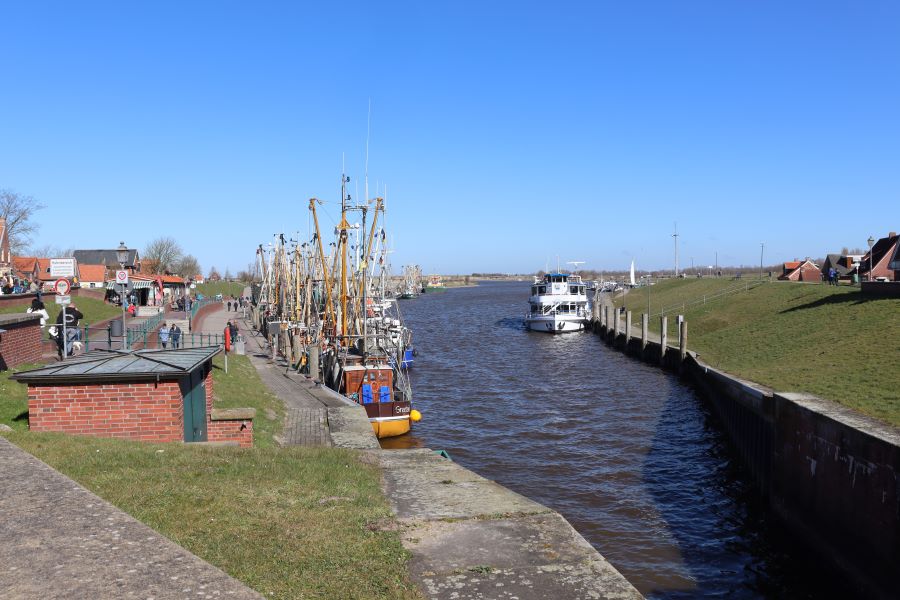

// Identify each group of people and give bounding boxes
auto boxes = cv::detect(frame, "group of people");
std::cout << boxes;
[825,267,842,286]
[1,278,39,295]
[158,323,183,349]
[32,299,85,360]
[225,296,247,312]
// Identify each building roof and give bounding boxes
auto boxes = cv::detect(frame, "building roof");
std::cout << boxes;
[72,249,140,269]
[859,232,899,274]
[11,347,221,384]
[822,254,852,276]
[35,258,53,281]
[783,261,801,270]
[11,256,38,273]
[78,264,107,282]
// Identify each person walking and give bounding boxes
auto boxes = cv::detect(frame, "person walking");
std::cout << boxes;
[55,303,84,359]
[229,320,239,344]
[227,299,232,312]
[171,323,182,349]
[159,323,170,349]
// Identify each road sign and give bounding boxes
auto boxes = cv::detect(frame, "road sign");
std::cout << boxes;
[115,270,129,285]
[50,258,76,278]
[54,278,71,295]
[55,295,71,305]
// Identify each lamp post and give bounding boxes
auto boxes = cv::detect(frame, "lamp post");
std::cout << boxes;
[117,241,129,350]
[867,236,875,282]
[760,243,765,280]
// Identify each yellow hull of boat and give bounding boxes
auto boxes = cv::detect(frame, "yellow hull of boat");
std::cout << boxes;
[371,418,410,438]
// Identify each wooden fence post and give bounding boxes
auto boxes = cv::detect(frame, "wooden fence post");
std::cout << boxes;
[625,310,632,347]
[679,319,688,363]
[641,313,648,351]
[660,316,668,366]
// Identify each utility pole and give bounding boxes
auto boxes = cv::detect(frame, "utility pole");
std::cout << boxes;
[760,243,765,280]
[672,223,679,277]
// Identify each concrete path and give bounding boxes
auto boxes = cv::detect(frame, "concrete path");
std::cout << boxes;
[0,437,261,600]
[377,449,643,599]
[195,304,366,448]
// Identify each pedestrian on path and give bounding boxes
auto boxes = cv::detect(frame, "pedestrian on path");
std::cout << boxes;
[159,323,170,349]
[171,324,182,349]
[230,320,239,344]
[27,298,50,331]
[227,300,232,311]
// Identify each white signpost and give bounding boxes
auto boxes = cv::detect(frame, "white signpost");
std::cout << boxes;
[115,270,129,285]
[53,277,73,361]
[115,270,129,350]
[50,258,76,278]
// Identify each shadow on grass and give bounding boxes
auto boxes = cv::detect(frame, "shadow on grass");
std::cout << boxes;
[780,291,881,313]
[13,411,28,423]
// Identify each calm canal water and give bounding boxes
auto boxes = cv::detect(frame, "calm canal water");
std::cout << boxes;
[382,281,851,599]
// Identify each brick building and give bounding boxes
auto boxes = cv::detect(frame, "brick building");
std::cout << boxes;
[12,347,255,447]
[858,232,899,282]
[779,259,821,282]
[0,313,42,370]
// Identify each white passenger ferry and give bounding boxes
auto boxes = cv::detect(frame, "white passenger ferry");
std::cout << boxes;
[525,272,589,333]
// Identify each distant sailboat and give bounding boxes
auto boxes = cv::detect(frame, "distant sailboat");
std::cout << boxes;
[629,260,636,287]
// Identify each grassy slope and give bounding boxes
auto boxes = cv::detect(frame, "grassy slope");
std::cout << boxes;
[0,295,120,325]
[195,282,247,298]
[615,279,900,425]
[0,363,39,431]
[5,433,420,600]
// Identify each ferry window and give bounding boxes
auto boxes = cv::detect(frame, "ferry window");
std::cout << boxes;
[531,286,537,295]
[569,286,577,294]
[538,286,546,294]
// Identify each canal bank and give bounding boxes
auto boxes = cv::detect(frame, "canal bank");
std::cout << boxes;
[237,303,642,598]
[592,305,900,599]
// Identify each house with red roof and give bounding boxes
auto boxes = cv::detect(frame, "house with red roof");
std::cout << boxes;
[858,232,899,282]
[778,259,821,282]
[77,264,107,289]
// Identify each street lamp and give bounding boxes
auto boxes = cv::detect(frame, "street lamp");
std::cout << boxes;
[117,241,128,349]
[867,236,875,282]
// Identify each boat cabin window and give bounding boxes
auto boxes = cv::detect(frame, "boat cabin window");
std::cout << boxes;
[569,285,577,294]
[531,286,537,296]
[538,286,546,294]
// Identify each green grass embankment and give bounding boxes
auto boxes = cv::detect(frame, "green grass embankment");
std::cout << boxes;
[613,278,900,425]
[195,281,247,298]
[0,296,121,325]
[0,354,420,599]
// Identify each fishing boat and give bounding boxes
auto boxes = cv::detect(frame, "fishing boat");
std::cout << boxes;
[525,272,589,333]
[424,274,446,292]
[398,265,421,299]
[251,173,419,439]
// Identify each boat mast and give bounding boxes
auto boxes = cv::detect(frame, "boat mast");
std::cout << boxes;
[339,174,350,347]
[309,198,336,329]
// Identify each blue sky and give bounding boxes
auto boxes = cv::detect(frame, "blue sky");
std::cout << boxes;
[1,1,898,274]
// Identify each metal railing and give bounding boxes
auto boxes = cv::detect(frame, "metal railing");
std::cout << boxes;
[126,312,166,348]
[652,279,768,319]
[142,332,225,349]
[190,296,217,319]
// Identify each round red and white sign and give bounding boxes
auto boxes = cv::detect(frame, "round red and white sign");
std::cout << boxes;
[115,270,129,284]
[54,278,70,295]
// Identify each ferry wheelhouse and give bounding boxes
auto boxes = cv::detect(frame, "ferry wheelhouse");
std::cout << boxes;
[525,273,589,333]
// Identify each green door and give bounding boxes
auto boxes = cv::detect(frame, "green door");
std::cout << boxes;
[181,370,207,442]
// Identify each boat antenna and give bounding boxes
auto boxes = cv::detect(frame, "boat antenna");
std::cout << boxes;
[365,98,371,203]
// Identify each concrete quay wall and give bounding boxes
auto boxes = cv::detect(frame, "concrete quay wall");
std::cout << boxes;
[590,316,900,598]
[328,399,643,599]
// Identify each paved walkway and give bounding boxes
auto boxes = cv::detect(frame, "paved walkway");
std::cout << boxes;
[196,303,339,447]
[0,437,261,599]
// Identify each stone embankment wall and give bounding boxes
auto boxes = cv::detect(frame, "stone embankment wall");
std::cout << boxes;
[591,312,900,598]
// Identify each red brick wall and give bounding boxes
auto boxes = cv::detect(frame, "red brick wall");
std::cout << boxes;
[798,264,822,282]
[27,381,184,443]
[0,319,42,369]
[208,419,253,448]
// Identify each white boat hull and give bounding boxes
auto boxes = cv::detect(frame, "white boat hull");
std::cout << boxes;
[525,315,586,333]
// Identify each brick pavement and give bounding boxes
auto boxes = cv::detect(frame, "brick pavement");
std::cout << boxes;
[198,302,336,447]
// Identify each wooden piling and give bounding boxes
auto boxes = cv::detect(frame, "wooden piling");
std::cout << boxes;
[641,313,648,351]
[660,316,667,365]
[625,310,632,347]
[613,308,620,339]
[679,319,687,363]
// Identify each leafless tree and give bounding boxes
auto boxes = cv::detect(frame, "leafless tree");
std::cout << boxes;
[1,189,45,254]
[223,267,233,280]
[208,266,221,280]
[143,237,183,273]
[28,244,73,257]
[176,254,201,279]
[235,269,252,281]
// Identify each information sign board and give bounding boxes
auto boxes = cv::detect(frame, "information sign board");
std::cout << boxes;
[55,295,71,305]
[50,258,76,278]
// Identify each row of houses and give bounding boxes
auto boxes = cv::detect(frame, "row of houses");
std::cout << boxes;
[778,231,900,283]
[0,221,205,305]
